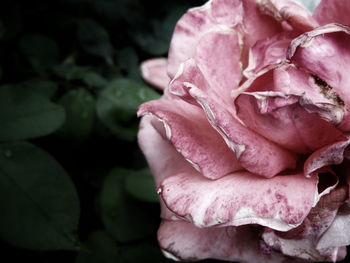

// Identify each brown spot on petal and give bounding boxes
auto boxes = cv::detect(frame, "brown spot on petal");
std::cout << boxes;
[311,74,345,106]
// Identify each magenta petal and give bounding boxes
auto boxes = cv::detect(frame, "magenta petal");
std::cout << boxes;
[304,138,350,178]
[158,220,292,262]
[140,58,170,90]
[235,92,345,154]
[314,0,350,26]
[167,0,243,79]
[138,98,241,180]
[159,171,318,231]
[258,0,318,31]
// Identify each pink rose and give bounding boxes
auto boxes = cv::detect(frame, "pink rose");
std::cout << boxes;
[138,0,350,262]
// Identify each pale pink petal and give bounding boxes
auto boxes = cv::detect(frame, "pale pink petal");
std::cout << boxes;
[138,115,196,219]
[317,213,350,252]
[138,98,241,180]
[287,23,350,115]
[304,138,350,178]
[159,171,318,231]
[170,59,297,178]
[244,33,292,78]
[158,220,294,262]
[314,0,350,26]
[241,0,283,67]
[258,0,319,32]
[167,0,244,78]
[140,58,170,90]
[235,91,345,153]
[262,187,347,262]
[194,30,242,103]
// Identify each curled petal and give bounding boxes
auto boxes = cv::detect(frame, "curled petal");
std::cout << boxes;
[258,0,319,32]
[140,58,170,90]
[244,33,292,78]
[304,138,350,178]
[170,59,297,178]
[138,99,241,180]
[313,0,350,26]
[262,187,347,262]
[235,91,345,154]
[138,115,195,219]
[159,171,318,231]
[158,220,293,262]
[287,23,350,114]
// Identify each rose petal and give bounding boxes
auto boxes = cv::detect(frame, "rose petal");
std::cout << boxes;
[262,187,347,262]
[313,0,350,26]
[304,138,350,178]
[140,58,170,90]
[138,114,196,219]
[138,98,241,180]
[170,59,297,178]
[159,171,318,231]
[158,220,293,262]
[243,64,345,125]
[194,29,242,103]
[244,33,292,78]
[317,213,350,251]
[258,0,319,32]
[167,0,244,79]
[235,91,345,153]
[288,23,350,112]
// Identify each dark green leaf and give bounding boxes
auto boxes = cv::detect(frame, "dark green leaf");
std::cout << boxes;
[0,2,21,40]
[56,89,95,141]
[75,231,118,263]
[96,78,160,140]
[0,20,5,39]
[0,142,80,250]
[0,85,65,142]
[18,34,59,76]
[83,72,108,88]
[22,79,58,98]
[53,63,90,81]
[125,168,159,203]
[100,167,157,243]
[77,19,114,63]
[117,47,141,80]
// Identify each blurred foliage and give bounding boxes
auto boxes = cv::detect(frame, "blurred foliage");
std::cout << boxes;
[0,0,211,262]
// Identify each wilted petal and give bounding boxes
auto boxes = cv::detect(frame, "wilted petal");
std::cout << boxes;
[304,138,350,178]
[244,33,292,78]
[159,171,318,231]
[262,187,347,262]
[314,0,350,26]
[317,213,350,251]
[140,58,170,90]
[235,91,345,153]
[258,0,318,31]
[170,59,297,178]
[138,98,241,180]
[158,220,293,263]
[288,23,350,114]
